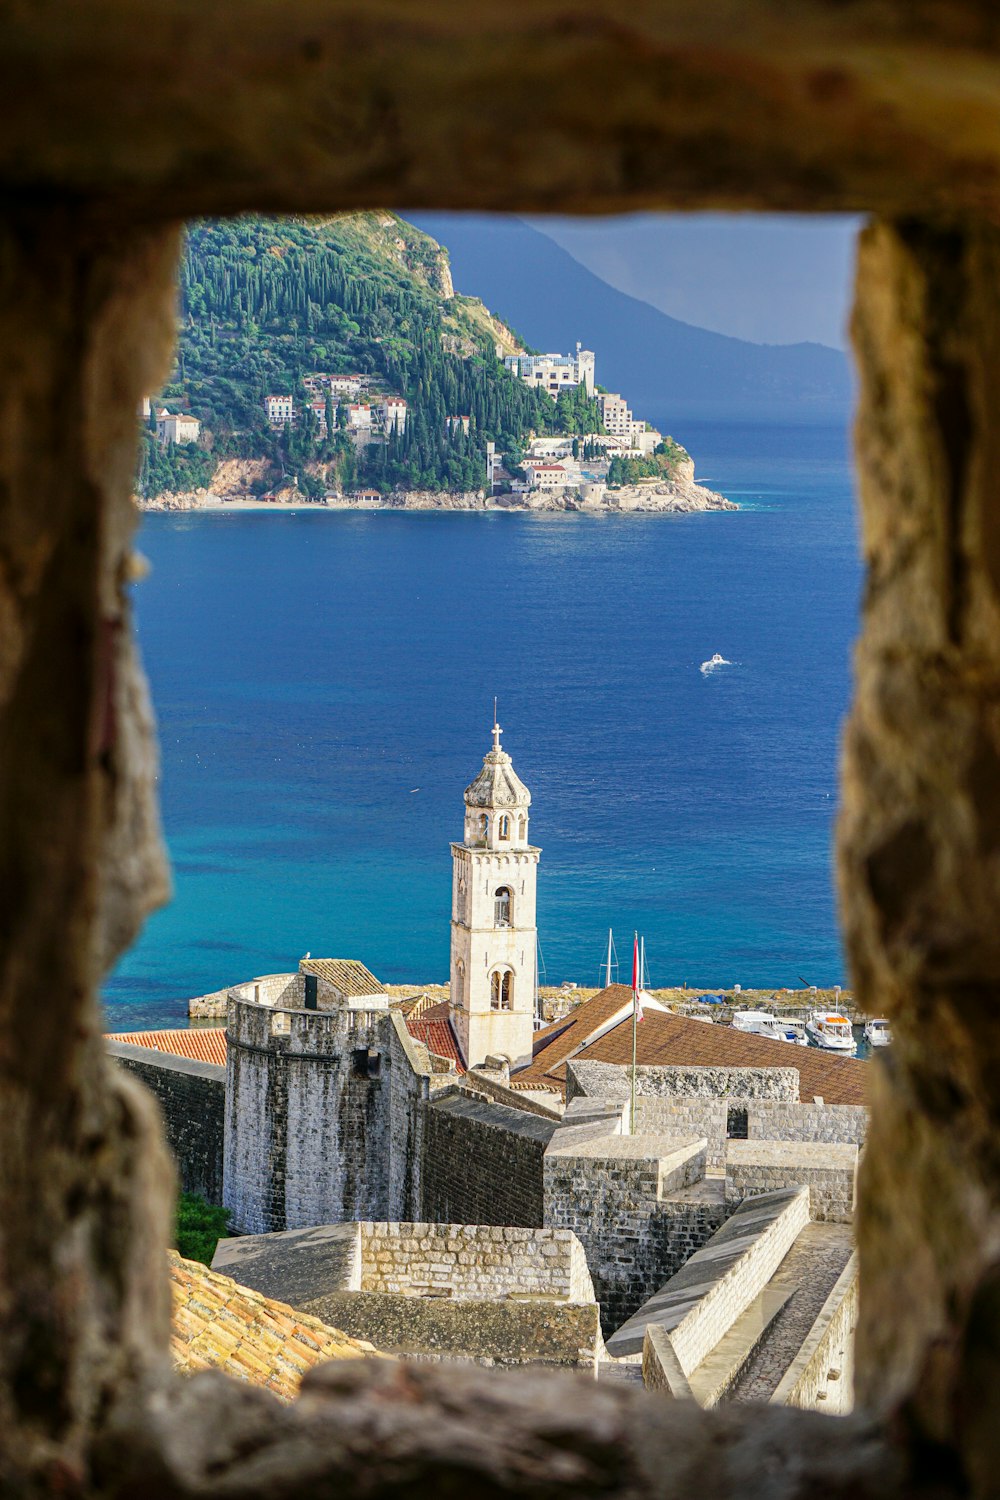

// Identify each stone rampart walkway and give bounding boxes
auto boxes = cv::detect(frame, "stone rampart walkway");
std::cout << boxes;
[728,1222,854,1403]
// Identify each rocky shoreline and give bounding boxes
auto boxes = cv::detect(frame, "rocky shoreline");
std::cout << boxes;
[141,477,736,515]
[138,456,736,516]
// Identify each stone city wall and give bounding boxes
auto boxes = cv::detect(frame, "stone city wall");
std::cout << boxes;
[461,1069,562,1121]
[357,1222,593,1303]
[107,1042,225,1206]
[304,1288,603,1370]
[747,1101,868,1146]
[224,999,426,1235]
[635,1098,730,1169]
[771,1252,858,1413]
[420,1090,556,1227]
[566,1060,800,1104]
[667,1189,810,1377]
[725,1141,858,1223]
[544,1139,728,1333]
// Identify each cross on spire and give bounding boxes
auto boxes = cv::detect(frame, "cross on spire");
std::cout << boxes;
[492,697,502,752]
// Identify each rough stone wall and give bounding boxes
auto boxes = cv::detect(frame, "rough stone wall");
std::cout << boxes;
[772,1253,858,1414]
[357,1222,590,1302]
[747,1101,868,1147]
[725,1142,858,1223]
[567,1060,799,1103]
[544,1151,728,1334]
[462,1069,562,1120]
[420,1091,556,1227]
[224,999,424,1234]
[108,1043,225,1205]
[667,1190,812,1378]
[636,1099,730,1170]
[302,1289,604,1371]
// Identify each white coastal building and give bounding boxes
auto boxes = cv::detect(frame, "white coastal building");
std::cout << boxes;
[449,719,539,1069]
[264,394,295,426]
[155,408,201,445]
[504,342,595,398]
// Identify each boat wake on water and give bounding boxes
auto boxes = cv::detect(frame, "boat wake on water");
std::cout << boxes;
[700,652,732,674]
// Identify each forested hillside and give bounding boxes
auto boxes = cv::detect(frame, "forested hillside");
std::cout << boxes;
[139,214,603,499]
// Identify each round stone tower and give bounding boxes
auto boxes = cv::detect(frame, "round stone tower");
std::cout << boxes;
[449,717,540,1068]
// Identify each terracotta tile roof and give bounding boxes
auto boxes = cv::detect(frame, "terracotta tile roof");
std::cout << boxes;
[106,1027,228,1068]
[168,1251,378,1400]
[406,1001,466,1072]
[513,985,868,1106]
[300,957,385,996]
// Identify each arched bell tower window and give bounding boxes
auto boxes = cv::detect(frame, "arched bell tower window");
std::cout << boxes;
[494,886,512,927]
[455,958,466,1008]
[490,969,513,1011]
[498,813,511,841]
[478,813,488,842]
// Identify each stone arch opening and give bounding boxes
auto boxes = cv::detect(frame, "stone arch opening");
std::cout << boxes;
[4,12,1000,1498]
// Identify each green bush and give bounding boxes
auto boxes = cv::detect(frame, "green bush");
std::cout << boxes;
[175,1192,231,1266]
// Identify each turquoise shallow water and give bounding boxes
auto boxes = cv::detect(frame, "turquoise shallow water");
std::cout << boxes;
[105,420,862,1030]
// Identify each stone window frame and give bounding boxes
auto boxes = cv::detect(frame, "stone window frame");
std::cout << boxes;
[5,12,1000,1497]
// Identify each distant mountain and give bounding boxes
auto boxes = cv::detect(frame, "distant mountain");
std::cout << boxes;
[405,214,853,425]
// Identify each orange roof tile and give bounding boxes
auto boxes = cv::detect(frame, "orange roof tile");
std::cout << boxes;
[168,1252,379,1400]
[406,1001,466,1072]
[106,1027,228,1067]
[513,985,868,1106]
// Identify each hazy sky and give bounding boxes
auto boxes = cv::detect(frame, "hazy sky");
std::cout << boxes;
[528,214,861,350]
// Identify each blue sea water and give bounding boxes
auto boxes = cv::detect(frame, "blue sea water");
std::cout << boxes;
[104,420,862,1031]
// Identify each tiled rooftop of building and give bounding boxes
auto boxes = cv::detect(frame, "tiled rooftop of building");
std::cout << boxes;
[514,985,868,1106]
[406,1001,466,1072]
[169,1251,377,1400]
[300,957,385,996]
[105,1027,228,1068]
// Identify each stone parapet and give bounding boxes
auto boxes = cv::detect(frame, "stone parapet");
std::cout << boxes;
[747,1101,868,1146]
[606,1186,810,1369]
[726,1141,858,1223]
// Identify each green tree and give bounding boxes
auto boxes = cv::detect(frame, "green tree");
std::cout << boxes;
[175,1193,231,1266]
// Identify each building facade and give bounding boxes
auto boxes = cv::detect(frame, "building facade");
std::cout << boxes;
[155,408,201,444]
[264,394,294,425]
[450,720,540,1068]
[504,343,596,398]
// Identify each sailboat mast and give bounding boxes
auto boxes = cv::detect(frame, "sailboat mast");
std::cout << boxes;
[605,927,613,988]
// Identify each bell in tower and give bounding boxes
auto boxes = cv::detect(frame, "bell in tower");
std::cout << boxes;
[449,712,540,1068]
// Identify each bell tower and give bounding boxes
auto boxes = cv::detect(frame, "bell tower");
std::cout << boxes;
[450,715,540,1068]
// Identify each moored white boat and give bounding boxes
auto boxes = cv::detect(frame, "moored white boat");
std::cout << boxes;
[731,1010,775,1035]
[757,1014,809,1046]
[806,1010,857,1053]
[863,1017,892,1047]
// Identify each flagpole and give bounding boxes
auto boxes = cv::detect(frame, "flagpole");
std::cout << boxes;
[630,931,638,1135]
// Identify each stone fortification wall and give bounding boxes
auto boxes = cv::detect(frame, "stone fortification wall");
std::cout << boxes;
[636,1098,729,1169]
[725,1141,858,1223]
[358,1222,593,1303]
[566,1060,800,1103]
[544,1102,727,1333]
[107,1042,225,1205]
[770,1252,858,1413]
[462,1068,562,1120]
[224,998,428,1235]
[229,972,304,1008]
[747,1101,868,1146]
[420,1091,556,1227]
[607,1186,810,1370]
[304,1288,603,1370]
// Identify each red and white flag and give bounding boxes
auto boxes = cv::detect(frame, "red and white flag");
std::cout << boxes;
[632,932,644,1022]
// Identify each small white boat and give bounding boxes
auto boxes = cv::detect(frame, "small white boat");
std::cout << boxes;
[863,1017,892,1047]
[757,1015,809,1047]
[700,652,730,674]
[806,1011,857,1053]
[731,1010,775,1035]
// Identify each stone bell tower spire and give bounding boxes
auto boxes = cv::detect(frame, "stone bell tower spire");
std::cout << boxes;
[449,713,540,1068]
